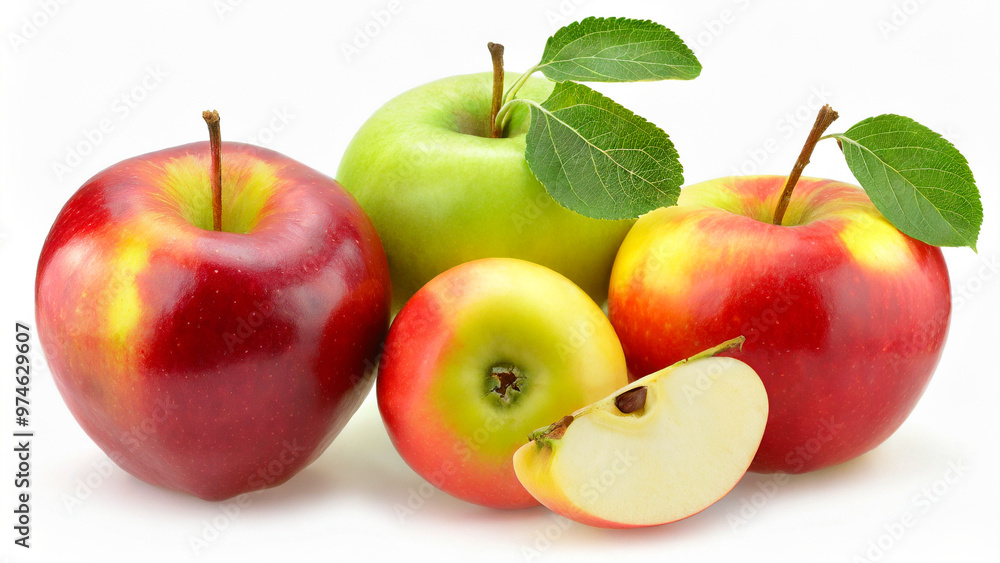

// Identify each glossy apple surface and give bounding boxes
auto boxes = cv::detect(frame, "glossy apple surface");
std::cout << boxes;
[337,72,634,309]
[36,142,391,500]
[377,258,629,508]
[609,176,950,473]
[514,344,768,528]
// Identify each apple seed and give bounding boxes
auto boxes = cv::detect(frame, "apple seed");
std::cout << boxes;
[615,386,647,415]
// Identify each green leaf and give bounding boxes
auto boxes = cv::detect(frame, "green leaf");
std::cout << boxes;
[833,115,982,249]
[538,17,701,83]
[523,81,683,220]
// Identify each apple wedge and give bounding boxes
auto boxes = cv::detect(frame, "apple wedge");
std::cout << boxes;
[513,337,768,528]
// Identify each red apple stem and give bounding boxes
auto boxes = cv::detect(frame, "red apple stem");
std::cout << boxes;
[772,104,839,226]
[202,110,223,232]
[488,42,505,138]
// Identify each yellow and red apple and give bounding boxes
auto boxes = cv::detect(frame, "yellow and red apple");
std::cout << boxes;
[609,176,950,473]
[36,140,391,500]
[377,258,628,508]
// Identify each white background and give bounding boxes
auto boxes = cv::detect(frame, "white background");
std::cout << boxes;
[2,0,998,561]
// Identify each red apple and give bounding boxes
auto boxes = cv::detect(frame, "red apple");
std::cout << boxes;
[36,133,391,500]
[377,258,629,508]
[608,176,950,473]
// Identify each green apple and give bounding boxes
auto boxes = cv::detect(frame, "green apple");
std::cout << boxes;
[337,72,634,309]
[514,338,768,528]
[377,258,629,508]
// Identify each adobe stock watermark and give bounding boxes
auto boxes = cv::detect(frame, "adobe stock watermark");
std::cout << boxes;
[556,316,601,362]
[394,410,515,523]
[731,84,834,176]
[511,192,558,236]
[522,514,575,562]
[341,0,403,64]
[363,275,465,378]
[62,396,180,512]
[952,253,998,312]
[680,359,728,404]
[62,456,122,513]
[6,0,71,54]
[883,314,948,373]
[385,138,440,194]
[727,417,844,533]
[689,0,753,56]
[520,447,636,561]
[578,449,637,504]
[213,0,247,21]
[877,0,930,41]
[542,0,588,29]
[222,301,275,352]
[188,439,308,556]
[244,107,294,147]
[392,458,458,523]
[51,64,168,182]
[783,417,845,472]
[853,459,968,562]
[726,472,789,534]
[741,292,799,346]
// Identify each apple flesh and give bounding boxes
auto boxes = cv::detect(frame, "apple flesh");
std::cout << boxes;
[608,176,950,473]
[337,72,634,309]
[36,142,391,500]
[377,258,629,508]
[513,339,768,528]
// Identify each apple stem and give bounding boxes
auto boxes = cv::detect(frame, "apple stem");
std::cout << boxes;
[488,42,505,138]
[202,110,223,232]
[772,104,839,226]
[530,415,574,442]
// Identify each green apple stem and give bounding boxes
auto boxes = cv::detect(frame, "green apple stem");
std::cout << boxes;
[202,109,223,232]
[684,336,745,364]
[529,415,574,443]
[502,64,539,105]
[483,34,543,136]
[488,42,505,138]
[772,104,839,226]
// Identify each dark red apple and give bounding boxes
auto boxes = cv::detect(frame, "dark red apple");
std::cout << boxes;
[36,129,390,500]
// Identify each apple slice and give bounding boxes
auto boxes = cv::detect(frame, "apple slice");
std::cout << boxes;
[513,337,768,528]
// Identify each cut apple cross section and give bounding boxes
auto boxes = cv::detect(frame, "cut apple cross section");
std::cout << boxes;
[513,337,768,528]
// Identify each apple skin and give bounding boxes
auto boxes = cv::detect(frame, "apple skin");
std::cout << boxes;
[36,142,391,501]
[337,72,634,310]
[377,258,629,508]
[608,176,950,473]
